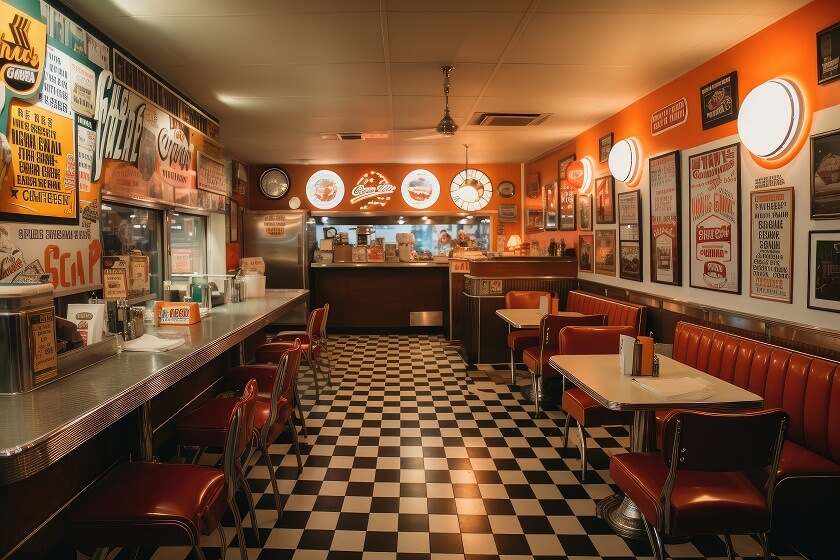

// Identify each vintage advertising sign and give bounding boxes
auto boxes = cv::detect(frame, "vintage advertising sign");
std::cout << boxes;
[700,71,738,130]
[29,306,57,386]
[350,170,395,210]
[401,169,440,209]
[649,151,681,285]
[651,98,687,136]
[750,187,793,303]
[93,70,146,182]
[0,4,47,97]
[196,151,227,194]
[689,143,741,294]
[559,180,576,231]
[2,99,77,222]
[36,44,72,117]
[594,229,616,277]
[306,169,344,210]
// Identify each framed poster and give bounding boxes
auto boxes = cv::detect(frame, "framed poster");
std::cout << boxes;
[526,208,544,232]
[817,21,840,85]
[558,154,575,181]
[619,242,642,282]
[595,176,615,224]
[559,181,576,231]
[750,187,793,303]
[618,191,641,241]
[498,204,517,223]
[578,194,593,231]
[544,182,558,230]
[700,71,738,130]
[527,172,541,199]
[229,199,239,243]
[689,143,741,294]
[808,230,840,313]
[578,234,594,273]
[811,128,840,219]
[594,229,616,276]
[649,151,682,285]
[599,133,614,163]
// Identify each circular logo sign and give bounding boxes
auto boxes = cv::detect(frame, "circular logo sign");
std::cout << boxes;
[305,169,345,209]
[450,169,492,212]
[401,169,441,209]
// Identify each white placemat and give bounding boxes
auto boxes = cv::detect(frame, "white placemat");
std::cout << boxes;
[632,376,715,401]
[122,334,186,352]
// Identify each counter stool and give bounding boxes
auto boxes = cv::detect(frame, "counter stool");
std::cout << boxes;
[256,305,330,400]
[505,291,550,384]
[64,396,252,560]
[228,340,305,517]
[557,326,636,481]
[172,379,261,541]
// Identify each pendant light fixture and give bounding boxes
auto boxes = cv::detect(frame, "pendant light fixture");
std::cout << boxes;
[436,66,458,136]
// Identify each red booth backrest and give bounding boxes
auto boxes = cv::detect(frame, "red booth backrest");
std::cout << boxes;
[506,291,550,309]
[565,290,647,335]
[673,321,840,465]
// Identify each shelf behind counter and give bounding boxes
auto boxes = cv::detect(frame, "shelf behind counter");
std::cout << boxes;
[311,261,449,332]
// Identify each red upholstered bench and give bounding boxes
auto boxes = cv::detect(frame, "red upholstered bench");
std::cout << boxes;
[565,290,647,335]
[664,321,840,558]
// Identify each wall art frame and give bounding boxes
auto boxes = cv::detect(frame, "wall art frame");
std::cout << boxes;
[578,193,593,231]
[599,132,613,163]
[594,229,616,276]
[649,150,682,285]
[688,143,741,294]
[558,154,576,181]
[811,127,840,219]
[595,176,615,224]
[808,230,840,313]
[750,187,793,303]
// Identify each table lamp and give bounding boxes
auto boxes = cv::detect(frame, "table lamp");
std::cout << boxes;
[506,234,523,254]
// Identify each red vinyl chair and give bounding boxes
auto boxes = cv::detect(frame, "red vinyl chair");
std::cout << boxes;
[610,409,789,560]
[172,379,260,542]
[228,340,305,517]
[255,305,330,400]
[557,325,636,481]
[522,313,608,417]
[505,291,550,384]
[64,389,254,560]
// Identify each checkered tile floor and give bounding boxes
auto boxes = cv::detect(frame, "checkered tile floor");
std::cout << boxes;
[94,335,803,560]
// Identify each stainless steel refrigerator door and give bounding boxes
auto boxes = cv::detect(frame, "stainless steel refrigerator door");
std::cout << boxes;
[243,211,309,324]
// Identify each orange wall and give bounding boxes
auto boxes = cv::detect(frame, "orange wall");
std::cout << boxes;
[525,0,840,330]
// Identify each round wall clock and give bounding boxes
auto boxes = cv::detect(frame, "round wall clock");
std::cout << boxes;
[497,181,515,198]
[259,167,291,199]
[450,168,492,212]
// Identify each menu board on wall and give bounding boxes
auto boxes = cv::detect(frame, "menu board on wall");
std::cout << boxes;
[750,187,793,303]
[689,143,741,294]
[196,152,228,195]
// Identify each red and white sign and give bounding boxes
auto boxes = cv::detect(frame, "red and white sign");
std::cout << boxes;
[651,98,688,136]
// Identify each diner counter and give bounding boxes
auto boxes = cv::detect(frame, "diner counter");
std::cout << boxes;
[0,289,308,485]
[311,261,448,268]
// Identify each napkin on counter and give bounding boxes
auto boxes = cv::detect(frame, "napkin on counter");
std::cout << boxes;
[631,376,715,401]
[122,334,186,352]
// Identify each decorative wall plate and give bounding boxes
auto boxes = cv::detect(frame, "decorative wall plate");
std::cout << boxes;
[497,181,515,198]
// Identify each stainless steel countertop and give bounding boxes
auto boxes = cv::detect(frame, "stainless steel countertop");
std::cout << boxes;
[0,289,308,484]
[311,261,448,268]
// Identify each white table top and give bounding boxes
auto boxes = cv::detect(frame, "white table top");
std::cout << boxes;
[548,353,763,412]
[496,308,583,329]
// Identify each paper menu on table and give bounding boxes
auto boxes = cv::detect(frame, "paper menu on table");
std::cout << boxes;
[632,376,716,401]
[538,295,548,315]
[619,334,635,375]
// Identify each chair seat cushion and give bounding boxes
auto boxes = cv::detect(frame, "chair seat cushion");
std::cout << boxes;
[255,341,311,363]
[65,462,226,547]
[226,364,278,393]
[270,332,311,344]
[562,388,634,426]
[173,397,237,448]
[610,451,771,536]
[522,346,558,377]
[507,329,540,351]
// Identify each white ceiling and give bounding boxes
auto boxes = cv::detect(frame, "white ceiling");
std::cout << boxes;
[61,0,811,166]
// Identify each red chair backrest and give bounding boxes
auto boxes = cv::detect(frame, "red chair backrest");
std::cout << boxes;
[236,379,258,457]
[540,314,608,348]
[269,340,302,427]
[505,291,550,309]
[559,325,637,355]
[661,408,789,472]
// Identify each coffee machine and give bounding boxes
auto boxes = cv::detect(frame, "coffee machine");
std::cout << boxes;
[395,232,415,262]
[355,225,375,246]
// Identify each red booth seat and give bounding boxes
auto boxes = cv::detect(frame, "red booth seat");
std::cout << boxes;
[565,290,647,335]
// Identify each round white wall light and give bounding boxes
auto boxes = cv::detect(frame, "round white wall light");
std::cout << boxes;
[737,78,801,159]
[608,138,639,183]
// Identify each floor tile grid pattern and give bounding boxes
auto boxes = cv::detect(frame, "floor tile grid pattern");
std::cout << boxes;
[91,335,803,560]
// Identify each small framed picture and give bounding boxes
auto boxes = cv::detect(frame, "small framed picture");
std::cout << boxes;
[577,194,593,231]
[527,172,541,198]
[599,133,613,163]
[543,182,558,230]
[578,234,594,273]
[558,154,576,181]
[700,71,738,130]
[594,229,616,276]
[817,21,840,85]
[811,128,840,219]
[649,151,682,286]
[595,176,615,224]
[808,230,840,313]
[559,181,576,231]
[229,199,239,242]
[619,241,642,282]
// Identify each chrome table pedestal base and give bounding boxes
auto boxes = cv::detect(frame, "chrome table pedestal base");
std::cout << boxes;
[596,494,647,540]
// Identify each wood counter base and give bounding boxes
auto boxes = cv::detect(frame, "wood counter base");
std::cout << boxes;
[311,264,449,333]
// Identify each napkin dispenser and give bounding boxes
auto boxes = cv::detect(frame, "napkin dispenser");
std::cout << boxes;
[620,334,655,376]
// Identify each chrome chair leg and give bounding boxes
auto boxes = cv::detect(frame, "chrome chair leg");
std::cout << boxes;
[578,423,588,481]
[723,534,736,560]
[757,532,770,560]
[561,414,572,455]
[91,548,110,560]
[510,349,517,385]
[228,498,249,560]
[259,434,284,517]
[193,544,208,560]
[289,417,303,474]
[235,463,260,545]
[641,514,665,560]
[216,519,228,559]
[293,384,307,439]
